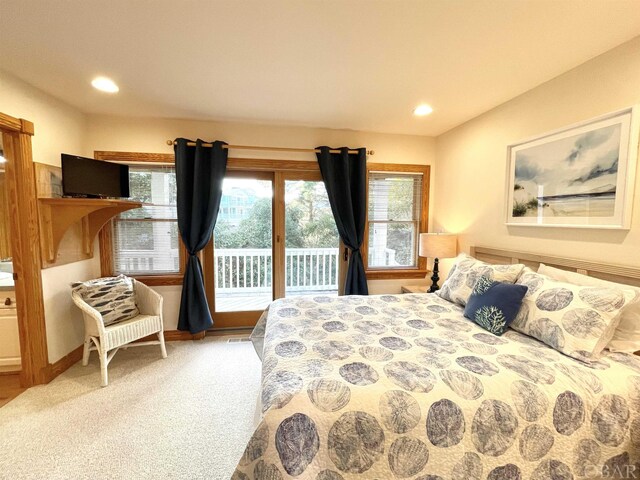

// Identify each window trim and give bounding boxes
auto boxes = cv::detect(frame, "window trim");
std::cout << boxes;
[95,151,187,285]
[363,163,431,280]
[96,152,430,285]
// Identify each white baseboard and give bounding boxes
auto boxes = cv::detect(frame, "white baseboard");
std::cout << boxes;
[0,357,21,367]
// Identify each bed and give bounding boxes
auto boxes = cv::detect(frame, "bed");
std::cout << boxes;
[233,248,640,480]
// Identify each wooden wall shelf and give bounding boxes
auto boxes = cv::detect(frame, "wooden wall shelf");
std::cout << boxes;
[38,198,142,267]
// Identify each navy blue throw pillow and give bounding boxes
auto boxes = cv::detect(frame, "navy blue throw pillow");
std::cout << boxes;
[464,275,528,336]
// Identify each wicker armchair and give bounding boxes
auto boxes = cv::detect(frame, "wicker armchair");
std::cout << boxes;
[71,279,167,386]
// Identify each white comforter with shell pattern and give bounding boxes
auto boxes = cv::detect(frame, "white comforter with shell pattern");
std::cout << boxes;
[234,293,640,480]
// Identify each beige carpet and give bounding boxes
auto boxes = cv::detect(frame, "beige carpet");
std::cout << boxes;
[0,336,261,479]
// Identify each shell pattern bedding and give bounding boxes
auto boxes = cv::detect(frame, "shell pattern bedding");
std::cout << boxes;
[234,293,640,480]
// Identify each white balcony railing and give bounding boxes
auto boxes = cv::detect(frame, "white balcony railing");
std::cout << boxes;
[118,246,398,294]
[214,247,339,293]
[117,249,181,274]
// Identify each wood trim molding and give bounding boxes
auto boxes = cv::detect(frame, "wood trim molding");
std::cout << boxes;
[44,345,83,383]
[98,225,114,275]
[273,171,285,300]
[211,311,264,329]
[94,151,319,172]
[44,330,206,383]
[366,269,430,280]
[0,112,25,133]
[95,151,173,164]
[133,330,206,343]
[164,330,206,341]
[363,163,431,280]
[2,126,49,387]
[130,275,184,286]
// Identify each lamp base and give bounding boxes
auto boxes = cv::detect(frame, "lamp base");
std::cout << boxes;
[428,257,440,293]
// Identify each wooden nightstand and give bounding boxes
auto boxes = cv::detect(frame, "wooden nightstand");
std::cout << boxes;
[401,285,429,294]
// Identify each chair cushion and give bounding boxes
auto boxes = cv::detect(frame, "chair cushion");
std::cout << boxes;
[71,275,140,326]
[464,276,528,336]
[103,314,163,350]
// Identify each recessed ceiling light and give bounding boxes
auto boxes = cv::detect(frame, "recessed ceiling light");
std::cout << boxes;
[413,104,433,116]
[91,76,119,93]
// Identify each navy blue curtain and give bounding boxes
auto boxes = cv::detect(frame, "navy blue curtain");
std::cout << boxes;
[175,139,228,333]
[316,146,368,295]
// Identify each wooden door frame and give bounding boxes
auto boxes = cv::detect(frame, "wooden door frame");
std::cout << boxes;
[206,168,347,329]
[0,112,48,387]
[275,170,347,296]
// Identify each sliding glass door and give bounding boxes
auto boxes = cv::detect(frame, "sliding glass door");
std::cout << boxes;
[206,168,344,329]
[284,176,340,298]
[212,174,274,313]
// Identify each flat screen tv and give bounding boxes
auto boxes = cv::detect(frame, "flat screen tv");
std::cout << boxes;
[61,154,130,198]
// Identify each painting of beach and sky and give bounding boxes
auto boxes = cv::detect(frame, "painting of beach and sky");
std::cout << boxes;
[507,109,636,228]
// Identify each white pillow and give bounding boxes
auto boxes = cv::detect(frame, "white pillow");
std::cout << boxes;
[514,268,637,362]
[538,264,640,353]
[437,253,525,306]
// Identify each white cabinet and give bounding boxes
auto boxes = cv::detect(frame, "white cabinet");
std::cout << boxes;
[0,291,20,368]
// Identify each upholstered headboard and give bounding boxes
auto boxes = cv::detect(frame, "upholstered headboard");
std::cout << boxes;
[470,246,640,288]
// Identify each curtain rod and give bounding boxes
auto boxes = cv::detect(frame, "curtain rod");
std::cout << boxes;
[166,140,374,156]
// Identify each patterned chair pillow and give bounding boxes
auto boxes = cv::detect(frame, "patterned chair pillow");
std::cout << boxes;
[464,275,528,335]
[71,275,140,326]
[513,269,638,362]
[437,253,525,307]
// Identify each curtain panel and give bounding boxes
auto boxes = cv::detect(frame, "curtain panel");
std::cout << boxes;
[174,139,228,333]
[316,146,368,295]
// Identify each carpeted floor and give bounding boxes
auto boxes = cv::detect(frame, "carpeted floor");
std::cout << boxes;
[0,336,261,480]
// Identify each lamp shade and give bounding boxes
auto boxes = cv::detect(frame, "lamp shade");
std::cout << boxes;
[418,233,457,259]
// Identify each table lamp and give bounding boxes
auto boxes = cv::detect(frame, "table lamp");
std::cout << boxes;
[418,233,457,293]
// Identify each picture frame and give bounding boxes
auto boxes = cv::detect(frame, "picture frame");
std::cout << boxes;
[505,106,638,229]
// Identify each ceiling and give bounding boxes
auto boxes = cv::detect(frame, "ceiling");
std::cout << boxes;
[2,0,640,136]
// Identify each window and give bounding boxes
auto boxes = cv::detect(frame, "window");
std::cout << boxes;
[366,164,429,274]
[112,165,180,275]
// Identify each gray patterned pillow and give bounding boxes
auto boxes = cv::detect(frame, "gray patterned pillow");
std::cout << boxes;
[437,253,525,307]
[513,269,638,362]
[72,275,140,326]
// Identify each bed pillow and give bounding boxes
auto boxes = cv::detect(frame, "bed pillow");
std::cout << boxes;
[538,264,640,353]
[71,275,139,326]
[437,253,525,307]
[463,275,528,335]
[513,269,637,362]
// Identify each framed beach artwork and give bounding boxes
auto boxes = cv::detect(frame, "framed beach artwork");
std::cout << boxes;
[506,107,638,229]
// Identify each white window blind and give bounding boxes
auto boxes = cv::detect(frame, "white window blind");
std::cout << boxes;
[367,171,423,268]
[113,166,180,275]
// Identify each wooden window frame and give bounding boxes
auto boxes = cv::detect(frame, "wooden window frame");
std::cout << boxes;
[95,151,186,286]
[363,163,431,280]
[95,152,429,287]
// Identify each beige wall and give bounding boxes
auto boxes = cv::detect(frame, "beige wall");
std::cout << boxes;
[84,115,436,329]
[0,69,100,363]
[0,68,435,352]
[434,36,640,277]
[11,34,638,354]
